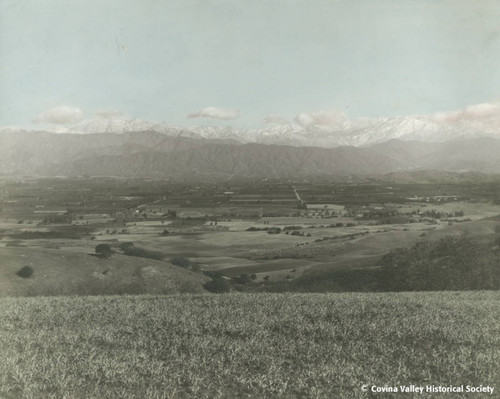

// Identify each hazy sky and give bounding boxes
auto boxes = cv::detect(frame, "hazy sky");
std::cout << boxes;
[1,0,500,129]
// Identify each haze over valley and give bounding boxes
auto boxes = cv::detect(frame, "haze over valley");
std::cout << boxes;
[1,1,499,397]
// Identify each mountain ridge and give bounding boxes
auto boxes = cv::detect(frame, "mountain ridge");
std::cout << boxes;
[4,109,500,148]
[2,129,500,179]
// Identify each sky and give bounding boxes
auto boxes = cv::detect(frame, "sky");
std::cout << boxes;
[1,0,500,130]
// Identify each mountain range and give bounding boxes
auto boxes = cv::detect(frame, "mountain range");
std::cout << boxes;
[3,109,500,148]
[2,127,500,180]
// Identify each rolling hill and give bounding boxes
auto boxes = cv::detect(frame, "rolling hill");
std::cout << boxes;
[0,246,209,296]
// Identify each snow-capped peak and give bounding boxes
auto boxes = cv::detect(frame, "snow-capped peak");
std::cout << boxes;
[4,103,500,148]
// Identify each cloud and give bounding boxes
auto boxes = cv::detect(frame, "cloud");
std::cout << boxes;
[432,102,500,124]
[97,109,125,119]
[262,114,289,125]
[464,102,500,118]
[187,106,240,120]
[33,106,84,124]
[294,109,348,129]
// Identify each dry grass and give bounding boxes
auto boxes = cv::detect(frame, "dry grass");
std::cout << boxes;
[0,247,208,297]
[0,291,498,398]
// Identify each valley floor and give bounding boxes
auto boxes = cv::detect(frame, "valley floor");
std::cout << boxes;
[0,291,498,398]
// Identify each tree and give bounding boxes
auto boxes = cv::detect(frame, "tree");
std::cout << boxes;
[171,257,192,268]
[16,266,34,278]
[119,242,134,251]
[123,246,165,260]
[204,278,230,293]
[95,243,113,258]
[235,273,251,284]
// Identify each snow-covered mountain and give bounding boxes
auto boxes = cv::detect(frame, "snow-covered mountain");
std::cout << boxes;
[3,126,500,178]
[4,110,500,148]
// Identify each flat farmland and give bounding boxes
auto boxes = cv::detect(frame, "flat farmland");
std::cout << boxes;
[2,177,500,289]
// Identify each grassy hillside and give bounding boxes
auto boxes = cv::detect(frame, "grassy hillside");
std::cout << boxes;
[0,247,209,296]
[0,292,498,398]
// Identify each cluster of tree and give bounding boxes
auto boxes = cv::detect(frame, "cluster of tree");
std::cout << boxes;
[246,226,282,234]
[412,209,465,219]
[95,243,113,258]
[379,235,500,291]
[42,214,72,224]
[233,272,257,285]
[360,209,400,219]
[162,210,177,218]
[202,271,259,293]
[94,242,166,261]
[376,216,414,225]
[203,271,231,293]
[286,230,311,237]
[247,225,317,236]
[121,244,166,261]
[104,229,129,235]
[283,226,304,231]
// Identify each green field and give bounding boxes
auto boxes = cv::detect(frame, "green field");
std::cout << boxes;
[0,292,498,399]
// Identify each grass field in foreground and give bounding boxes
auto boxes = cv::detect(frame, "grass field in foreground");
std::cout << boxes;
[0,292,499,399]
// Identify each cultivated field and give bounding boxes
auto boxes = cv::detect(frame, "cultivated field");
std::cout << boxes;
[0,291,498,399]
[3,178,500,292]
